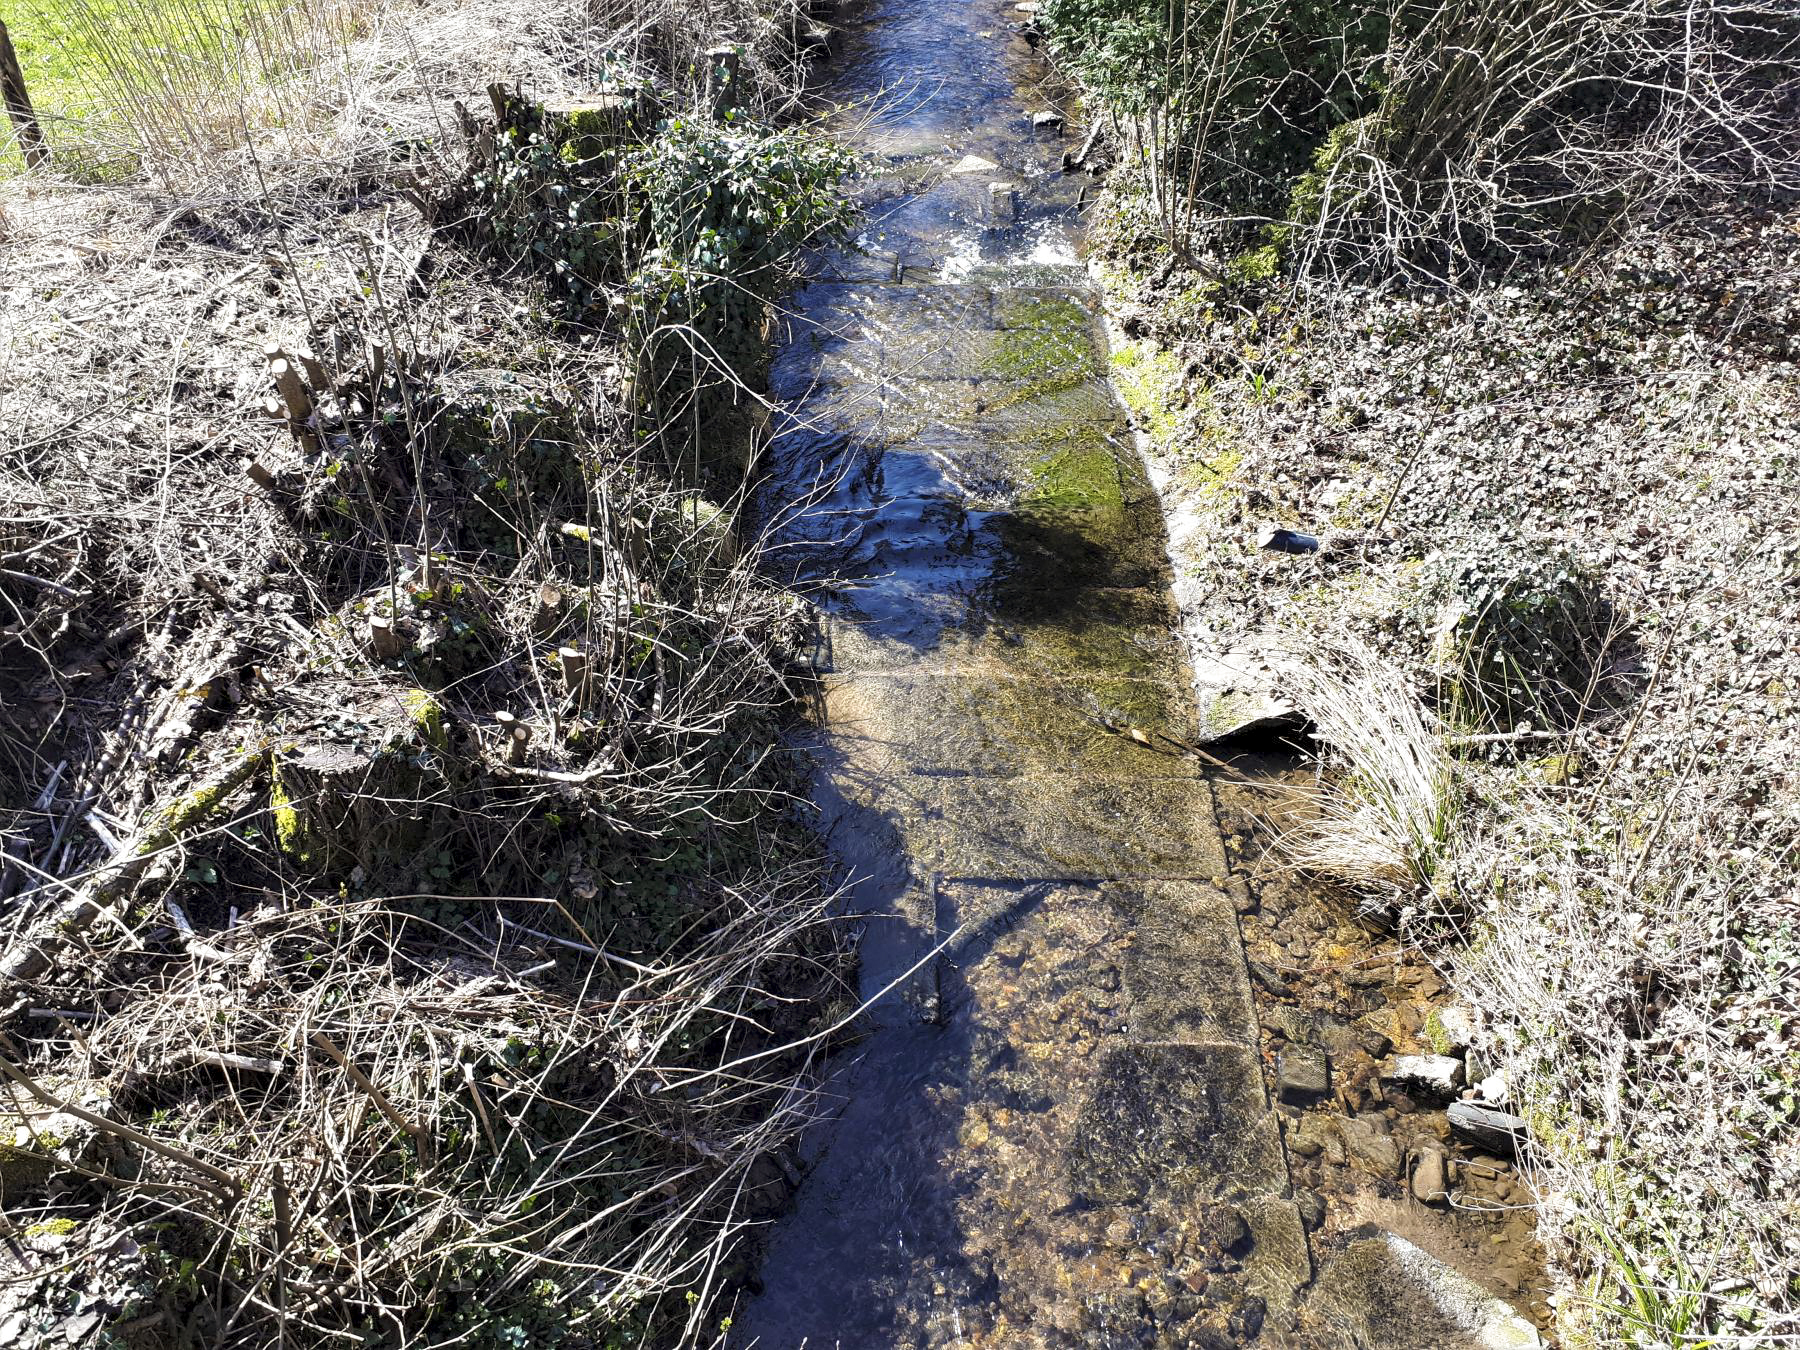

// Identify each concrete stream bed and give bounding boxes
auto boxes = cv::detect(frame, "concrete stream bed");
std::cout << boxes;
[737,0,1547,1344]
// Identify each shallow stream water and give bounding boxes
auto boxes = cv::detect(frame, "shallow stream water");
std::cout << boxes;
[738,2,1547,1345]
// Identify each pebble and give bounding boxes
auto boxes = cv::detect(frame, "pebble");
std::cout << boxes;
[1411,1146,1448,1203]
[1296,1189,1327,1229]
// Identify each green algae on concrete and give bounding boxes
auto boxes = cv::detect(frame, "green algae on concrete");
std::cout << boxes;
[1020,429,1126,512]
[986,293,1104,399]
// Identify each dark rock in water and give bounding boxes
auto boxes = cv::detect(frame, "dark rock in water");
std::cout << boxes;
[1257,525,1321,554]
[1265,1004,1314,1044]
[1229,1296,1266,1340]
[1204,1206,1252,1256]
[1277,1045,1329,1104]
[1353,1014,1394,1058]
[1295,1189,1327,1230]
[1249,959,1292,997]
[1448,1101,1530,1154]
[1030,109,1064,132]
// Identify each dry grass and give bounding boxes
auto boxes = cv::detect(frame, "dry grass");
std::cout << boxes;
[0,0,852,1343]
[1448,769,1799,1342]
[1278,639,1458,901]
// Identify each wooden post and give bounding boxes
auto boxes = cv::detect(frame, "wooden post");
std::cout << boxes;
[705,46,741,119]
[369,617,405,661]
[557,646,589,700]
[0,20,48,170]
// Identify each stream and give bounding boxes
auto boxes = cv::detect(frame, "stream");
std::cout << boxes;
[738,1,1548,1344]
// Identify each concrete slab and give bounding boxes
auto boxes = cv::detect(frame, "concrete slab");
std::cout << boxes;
[1114,879,1261,1048]
[814,672,1204,779]
[822,585,1188,684]
[1069,1042,1287,1207]
[915,774,1226,878]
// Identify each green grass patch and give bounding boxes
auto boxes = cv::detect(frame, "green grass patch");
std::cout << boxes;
[3,0,301,174]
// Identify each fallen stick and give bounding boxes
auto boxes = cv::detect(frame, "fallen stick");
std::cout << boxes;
[0,1053,240,1201]
[0,746,269,994]
[309,1031,424,1141]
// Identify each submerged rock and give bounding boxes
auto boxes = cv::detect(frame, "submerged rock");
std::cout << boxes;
[949,153,1001,174]
[1340,1114,1402,1178]
[1411,1144,1449,1204]
[1277,1045,1329,1104]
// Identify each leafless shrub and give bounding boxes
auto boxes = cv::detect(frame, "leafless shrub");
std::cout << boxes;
[1046,0,1800,282]
[1292,0,1800,282]
[0,0,851,1341]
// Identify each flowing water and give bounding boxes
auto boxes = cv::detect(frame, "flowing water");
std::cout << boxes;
[739,2,1543,1345]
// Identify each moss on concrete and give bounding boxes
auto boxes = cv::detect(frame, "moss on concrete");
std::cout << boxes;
[1022,440,1125,512]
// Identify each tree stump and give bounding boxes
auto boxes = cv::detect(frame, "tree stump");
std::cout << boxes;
[271,692,447,875]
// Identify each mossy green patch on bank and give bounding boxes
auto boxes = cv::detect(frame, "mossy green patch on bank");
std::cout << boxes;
[1109,338,1182,448]
[5,0,257,121]
[2,0,293,174]
[269,775,305,863]
[400,688,448,750]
